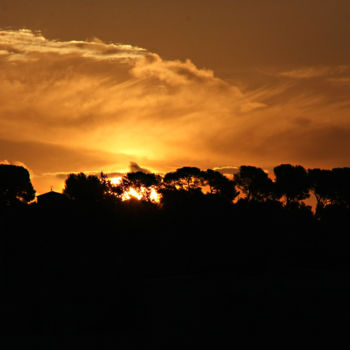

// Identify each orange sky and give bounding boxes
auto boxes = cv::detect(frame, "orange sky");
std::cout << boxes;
[1,1,350,194]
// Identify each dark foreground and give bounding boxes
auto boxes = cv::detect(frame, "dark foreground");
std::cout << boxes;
[1,200,350,347]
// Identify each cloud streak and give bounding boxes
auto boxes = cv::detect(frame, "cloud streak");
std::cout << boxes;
[0,29,146,61]
[0,29,350,194]
[279,65,350,79]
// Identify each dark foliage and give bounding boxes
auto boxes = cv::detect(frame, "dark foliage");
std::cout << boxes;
[274,163,310,204]
[63,172,108,202]
[0,164,35,208]
[2,163,350,347]
[163,166,204,191]
[202,168,239,201]
[234,165,277,201]
[331,167,350,208]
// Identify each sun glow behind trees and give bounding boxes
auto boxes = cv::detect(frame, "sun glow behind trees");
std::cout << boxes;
[61,164,350,212]
[109,176,161,203]
[104,167,238,205]
[121,187,161,203]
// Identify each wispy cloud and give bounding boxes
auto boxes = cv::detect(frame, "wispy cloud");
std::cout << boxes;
[0,29,146,61]
[0,29,350,194]
[279,65,350,79]
[0,29,256,158]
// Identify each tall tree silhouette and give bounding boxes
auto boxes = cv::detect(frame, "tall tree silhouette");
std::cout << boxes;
[0,164,35,207]
[234,165,276,201]
[126,172,160,188]
[274,164,310,205]
[308,168,334,211]
[202,169,238,201]
[331,168,350,208]
[163,167,204,191]
[114,171,161,202]
[63,173,108,202]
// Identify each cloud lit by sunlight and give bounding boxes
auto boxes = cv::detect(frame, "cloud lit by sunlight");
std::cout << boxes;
[1,29,350,194]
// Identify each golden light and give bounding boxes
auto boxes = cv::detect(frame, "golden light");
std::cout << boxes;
[121,186,161,203]
[109,176,161,203]
[122,187,144,201]
[110,176,122,185]
[149,188,161,203]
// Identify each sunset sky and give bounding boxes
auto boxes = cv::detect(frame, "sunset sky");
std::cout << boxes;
[1,0,350,194]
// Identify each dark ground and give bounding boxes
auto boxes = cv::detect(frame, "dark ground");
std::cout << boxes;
[1,201,350,348]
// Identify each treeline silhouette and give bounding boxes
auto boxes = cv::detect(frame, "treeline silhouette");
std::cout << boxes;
[1,163,350,347]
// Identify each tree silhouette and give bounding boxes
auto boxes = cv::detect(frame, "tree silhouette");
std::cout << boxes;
[126,172,160,188]
[3,159,350,347]
[308,168,334,211]
[115,171,161,202]
[63,173,108,202]
[274,164,310,205]
[163,167,204,191]
[202,169,238,201]
[331,167,350,208]
[234,166,276,201]
[0,164,35,207]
